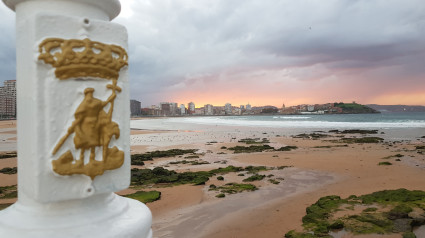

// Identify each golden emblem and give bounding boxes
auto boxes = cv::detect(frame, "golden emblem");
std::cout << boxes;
[38,38,128,180]
[38,38,128,80]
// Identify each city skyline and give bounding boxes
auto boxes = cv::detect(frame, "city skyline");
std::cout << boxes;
[136,99,425,109]
[132,98,425,117]
[1,1,425,106]
[133,99,399,116]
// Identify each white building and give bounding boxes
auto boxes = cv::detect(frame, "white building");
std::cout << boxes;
[188,102,195,114]
[180,104,186,115]
[233,107,242,115]
[0,80,17,118]
[151,105,160,110]
[246,103,252,111]
[170,102,178,115]
[225,103,232,115]
[204,104,213,115]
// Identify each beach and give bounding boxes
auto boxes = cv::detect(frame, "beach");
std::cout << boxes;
[1,116,425,237]
[127,117,425,238]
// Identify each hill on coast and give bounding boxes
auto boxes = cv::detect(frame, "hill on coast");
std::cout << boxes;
[333,102,379,114]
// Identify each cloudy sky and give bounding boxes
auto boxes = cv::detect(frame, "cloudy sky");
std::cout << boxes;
[1,0,424,107]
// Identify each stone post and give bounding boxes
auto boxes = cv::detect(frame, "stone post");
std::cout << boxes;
[0,0,152,237]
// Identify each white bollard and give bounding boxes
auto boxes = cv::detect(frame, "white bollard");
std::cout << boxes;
[0,0,152,237]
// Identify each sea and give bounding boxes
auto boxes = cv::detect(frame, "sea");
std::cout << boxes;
[131,112,425,140]
[173,112,425,129]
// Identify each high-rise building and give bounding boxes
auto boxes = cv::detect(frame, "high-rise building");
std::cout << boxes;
[130,99,141,116]
[160,102,171,116]
[180,104,186,115]
[224,103,232,115]
[204,104,213,115]
[188,102,195,115]
[170,102,178,116]
[0,80,17,118]
[159,102,178,116]
[246,103,252,111]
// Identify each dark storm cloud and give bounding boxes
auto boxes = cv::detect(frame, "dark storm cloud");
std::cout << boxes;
[0,5,16,83]
[0,0,424,105]
[112,0,425,104]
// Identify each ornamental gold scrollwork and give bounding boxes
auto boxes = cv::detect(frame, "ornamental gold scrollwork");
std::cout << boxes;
[38,38,128,180]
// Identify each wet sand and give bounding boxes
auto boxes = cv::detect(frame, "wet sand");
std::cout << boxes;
[0,121,18,204]
[201,142,425,238]
[153,168,336,238]
[126,119,425,238]
[0,120,17,152]
[0,120,17,173]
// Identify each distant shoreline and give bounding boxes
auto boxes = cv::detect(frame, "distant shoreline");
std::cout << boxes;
[131,111,383,119]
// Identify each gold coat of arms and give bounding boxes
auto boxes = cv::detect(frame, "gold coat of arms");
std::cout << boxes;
[38,38,128,179]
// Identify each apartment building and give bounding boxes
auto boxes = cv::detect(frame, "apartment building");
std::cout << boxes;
[224,103,232,115]
[188,102,195,115]
[130,99,141,116]
[204,104,213,115]
[0,80,17,118]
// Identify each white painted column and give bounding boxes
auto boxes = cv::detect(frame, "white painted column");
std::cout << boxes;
[0,0,152,237]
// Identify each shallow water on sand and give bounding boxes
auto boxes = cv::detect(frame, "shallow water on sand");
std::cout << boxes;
[153,168,337,238]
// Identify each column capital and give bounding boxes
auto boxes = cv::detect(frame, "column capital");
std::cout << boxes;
[2,0,121,20]
[1,0,152,236]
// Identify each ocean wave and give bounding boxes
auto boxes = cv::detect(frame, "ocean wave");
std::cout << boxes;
[273,116,310,119]
[279,116,311,119]
[169,117,425,129]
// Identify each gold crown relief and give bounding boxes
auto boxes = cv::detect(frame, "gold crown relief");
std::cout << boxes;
[38,38,128,80]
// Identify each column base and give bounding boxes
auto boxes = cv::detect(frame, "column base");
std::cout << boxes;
[0,193,152,238]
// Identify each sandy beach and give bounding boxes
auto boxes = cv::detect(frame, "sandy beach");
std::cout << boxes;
[1,118,424,237]
[126,118,425,237]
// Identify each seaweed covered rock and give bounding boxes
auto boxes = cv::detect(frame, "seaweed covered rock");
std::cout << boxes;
[392,219,412,233]
[388,204,413,220]
[131,149,198,165]
[288,189,425,237]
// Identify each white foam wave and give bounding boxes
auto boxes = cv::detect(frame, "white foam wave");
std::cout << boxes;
[166,117,425,129]
[279,116,311,119]
[273,116,310,119]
